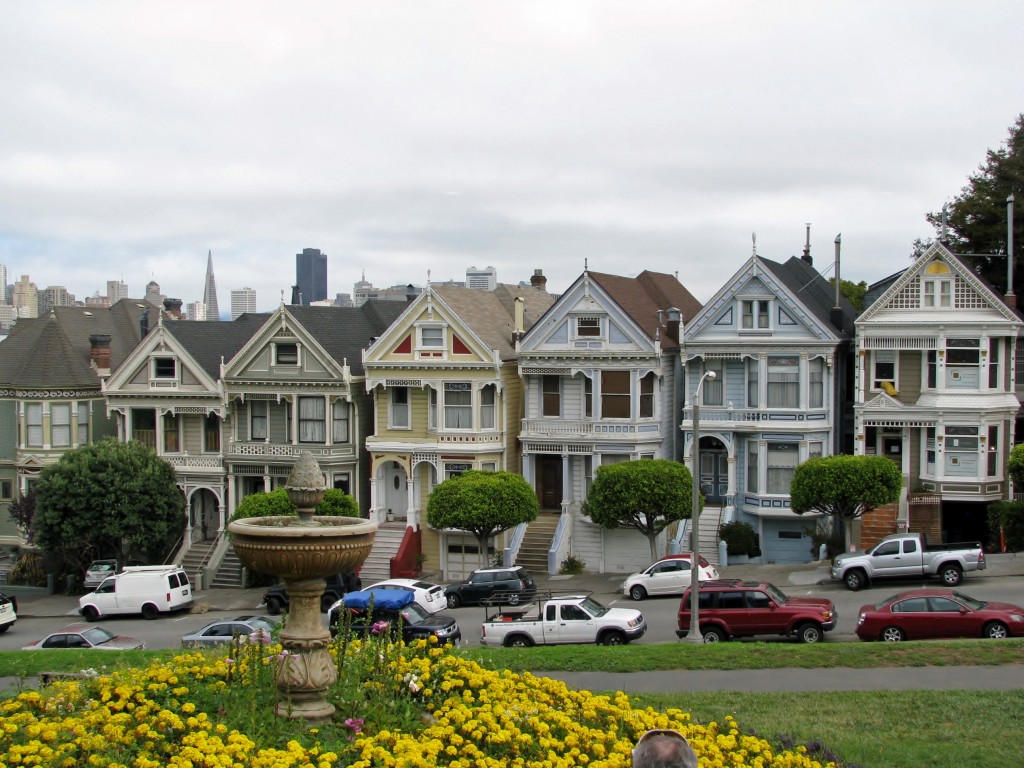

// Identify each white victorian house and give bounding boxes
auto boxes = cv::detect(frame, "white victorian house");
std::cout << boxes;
[855,241,1022,546]
[516,270,703,573]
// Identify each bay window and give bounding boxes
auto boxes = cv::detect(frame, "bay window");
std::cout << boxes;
[332,400,349,443]
[702,360,724,406]
[601,371,630,418]
[808,358,824,408]
[746,358,759,407]
[542,376,560,417]
[746,441,758,493]
[444,383,472,429]
[26,403,42,447]
[51,404,71,447]
[390,387,409,428]
[250,401,268,440]
[766,442,798,494]
[767,357,799,408]
[480,384,496,429]
[163,413,180,452]
[77,402,89,445]
[204,413,220,452]
[639,372,655,418]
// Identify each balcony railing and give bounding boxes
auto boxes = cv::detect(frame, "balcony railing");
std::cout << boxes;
[520,419,659,438]
[681,407,830,425]
[225,442,355,460]
[164,455,224,471]
[131,430,156,449]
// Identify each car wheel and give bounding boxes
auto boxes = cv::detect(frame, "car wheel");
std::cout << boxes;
[600,631,626,646]
[844,569,867,591]
[446,594,462,609]
[0,624,9,633]
[141,603,160,620]
[505,634,533,648]
[983,621,1009,639]
[881,625,905,642]
[265,596,284,616]
[82,605,99,622]
[507,593,521,605]
[940,564,963,586]
[629,585,647,601]
[701,626,725,643]
[796,622,823,644]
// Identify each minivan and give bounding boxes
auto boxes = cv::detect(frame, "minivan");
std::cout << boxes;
[79,566,194,620]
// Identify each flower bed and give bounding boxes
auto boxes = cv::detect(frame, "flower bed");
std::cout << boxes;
[0,630,839,767]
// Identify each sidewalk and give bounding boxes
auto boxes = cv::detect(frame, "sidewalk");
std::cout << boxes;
[7,551,1023,619]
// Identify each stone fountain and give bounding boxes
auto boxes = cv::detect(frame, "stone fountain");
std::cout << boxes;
[227,451,376,719]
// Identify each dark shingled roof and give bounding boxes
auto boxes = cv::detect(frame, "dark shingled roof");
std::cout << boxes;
[159,314,271,379]
[282,301,411,375]
[758,256,856,337]
[587,270,703,349]
[0,300,151,389]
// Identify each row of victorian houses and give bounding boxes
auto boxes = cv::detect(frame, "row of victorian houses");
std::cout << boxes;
[1,241,1021,584]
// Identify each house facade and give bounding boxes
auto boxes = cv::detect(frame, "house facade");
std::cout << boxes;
[363,280,555,578]
[680,254,855,564]
[854,242,1022,545]
[516,270,702,573]
[0,300,152,545]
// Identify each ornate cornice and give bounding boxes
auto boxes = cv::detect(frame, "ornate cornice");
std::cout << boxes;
[0,388,100,399]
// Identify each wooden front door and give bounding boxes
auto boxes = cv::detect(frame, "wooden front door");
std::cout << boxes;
[536,455,562,511]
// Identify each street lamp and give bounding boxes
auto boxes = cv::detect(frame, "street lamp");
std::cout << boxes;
[683,369,716,644]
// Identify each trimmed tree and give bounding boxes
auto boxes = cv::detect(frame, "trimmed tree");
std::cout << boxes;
[582,459,695,563]
[229,487,359,523]
[34,438,186,578]
[790,455,902,551]
[8,489,37,543]
[426,470,538,568]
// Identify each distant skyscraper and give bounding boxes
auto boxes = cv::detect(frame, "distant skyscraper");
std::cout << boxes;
[0,263,7,303]
[186,300,207,321]
[203,250,221,320]
[40,286,74,315]
[295,248,328,305]
[107,279,129,305]
[145,280,163,307]
[231,287,257,319]
[13,275,38,318]
[466,266,497,290]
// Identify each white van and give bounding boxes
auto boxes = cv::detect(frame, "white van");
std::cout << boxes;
[79,566,194,621]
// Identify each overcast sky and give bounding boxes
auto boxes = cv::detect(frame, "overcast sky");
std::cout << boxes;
[2,2,1022,315]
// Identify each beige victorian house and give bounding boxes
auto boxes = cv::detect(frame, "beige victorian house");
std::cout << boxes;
[362,276,554,579]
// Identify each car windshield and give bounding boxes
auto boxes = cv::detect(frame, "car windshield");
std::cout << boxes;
[89,562,116,573]
[249,618,276,633]
[579,596,609,617]
[400,603,430,623]
[763,584,789,604]
[951,592,986,610]
[81,627,116,645]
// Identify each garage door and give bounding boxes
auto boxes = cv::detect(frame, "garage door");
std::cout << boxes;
[444,534,494,580]
[767,525,812,564]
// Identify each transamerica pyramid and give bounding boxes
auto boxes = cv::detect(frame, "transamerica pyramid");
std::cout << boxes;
[203,250,220,321]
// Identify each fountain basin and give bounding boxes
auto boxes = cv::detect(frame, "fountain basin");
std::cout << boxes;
[228,515,376,580]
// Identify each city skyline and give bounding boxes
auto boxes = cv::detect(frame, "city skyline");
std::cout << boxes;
[2,3,1023,312]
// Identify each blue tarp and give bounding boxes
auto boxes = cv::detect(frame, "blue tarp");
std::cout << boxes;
[342,589,413,611]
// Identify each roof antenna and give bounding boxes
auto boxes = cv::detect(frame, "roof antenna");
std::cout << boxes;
[802,223,812,265]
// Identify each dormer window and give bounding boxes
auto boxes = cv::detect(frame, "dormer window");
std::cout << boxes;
[275,343,299,365]
[922,262,953,308]
[153,357,176,379]
[741,300,770,329]
[576,317,601,337]
[420,326,444,347]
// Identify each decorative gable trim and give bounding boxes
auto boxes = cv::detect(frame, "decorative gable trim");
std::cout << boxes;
[858,242,1020,323]
[393,335,412,354]
[862,392,904,410]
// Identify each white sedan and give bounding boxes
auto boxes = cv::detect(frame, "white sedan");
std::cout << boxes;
[365,579,447,614]
[620,555,720,601]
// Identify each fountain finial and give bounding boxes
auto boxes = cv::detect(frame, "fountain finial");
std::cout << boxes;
[286,451,327,524]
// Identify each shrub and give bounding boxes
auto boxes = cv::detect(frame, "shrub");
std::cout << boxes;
[559,554,586,574]
[987,500,1024,552]
[803,520,845,560]
[229,488,358,523]
[719,520,758,556]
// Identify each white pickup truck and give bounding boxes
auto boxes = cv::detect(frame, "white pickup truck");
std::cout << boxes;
[479,592,646,647]
[831,532,987,591]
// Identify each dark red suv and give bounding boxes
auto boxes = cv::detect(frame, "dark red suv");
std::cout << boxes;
[676,579,837,643]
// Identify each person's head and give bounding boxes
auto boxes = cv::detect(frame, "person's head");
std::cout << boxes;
[631,729,698,768]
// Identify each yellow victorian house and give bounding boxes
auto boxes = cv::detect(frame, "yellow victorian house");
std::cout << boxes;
[362,274,554,580]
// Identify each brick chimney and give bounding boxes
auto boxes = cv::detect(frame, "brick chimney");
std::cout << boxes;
[665,307,681,343]
[530,269,547,291]
[89,334,112,374]
[163,298,183,319]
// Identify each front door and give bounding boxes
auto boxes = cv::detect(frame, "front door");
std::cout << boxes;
[536,455,563,511]
[699,437,728,504]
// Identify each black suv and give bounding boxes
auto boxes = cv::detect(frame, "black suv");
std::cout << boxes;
[328,589,462,644]
[263,571,362,614]
[443,566,536,608]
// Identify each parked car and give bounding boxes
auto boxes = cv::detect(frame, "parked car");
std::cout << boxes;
[79,566,193,620]
[23,624,146,650]
[365,579,446,614]
[83,559,119,590]
[676,579,838,643]
[444,566,536,608]
[181,615,279,647]
[855,588,1024,642]
[480,592,646,647]
[620,554,720,601]
[263,570,362,615]
[328,589,462,644]
[831,532,986,591]
[0,591,17,633]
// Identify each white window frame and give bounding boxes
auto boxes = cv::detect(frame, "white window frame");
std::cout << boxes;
[872,350,897,390]
[575,316,602,338]
[152,357,177,380]
[274,343,299,366]
[702,360,724,406]
[741,299,770,329]
[332,399,350,443]
[51,403,71,447]
[298,397,326,443]
[25,403,43,447]
[443,383,473,430]
[418,326,445,348]
[390,387,410,429]
[250,401,268,440]
[77,402,89,445]
[480,384,496,430]
[923,279,952,308]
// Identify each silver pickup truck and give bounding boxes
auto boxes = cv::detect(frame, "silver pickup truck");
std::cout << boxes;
[479,592,646,647]
[831,532,987,591]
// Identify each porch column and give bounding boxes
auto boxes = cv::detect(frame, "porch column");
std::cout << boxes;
[561,453,571,515]
[726,454,737,514]
[369,473,380,518]
[799,354,809,409]
[226,471,236,523]
[155,409,165,456]
[407,474,416,528]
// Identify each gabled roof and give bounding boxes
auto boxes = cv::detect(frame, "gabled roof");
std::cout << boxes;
[586,270,703,350]
[160,314,270,379]
[758,256,857,337]
[281,301,411,375]
[430,284,556,359]
[0,299,151,389]
[858,241,1023,324]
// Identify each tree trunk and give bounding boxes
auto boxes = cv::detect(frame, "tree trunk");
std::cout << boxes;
[842,518,854,552]
[648,531,660,564]
[477,533,490,568]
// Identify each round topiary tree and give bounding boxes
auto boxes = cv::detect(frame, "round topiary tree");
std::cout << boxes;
[229,487,359,523]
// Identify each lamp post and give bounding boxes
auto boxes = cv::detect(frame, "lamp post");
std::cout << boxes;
[683,369,716,644]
